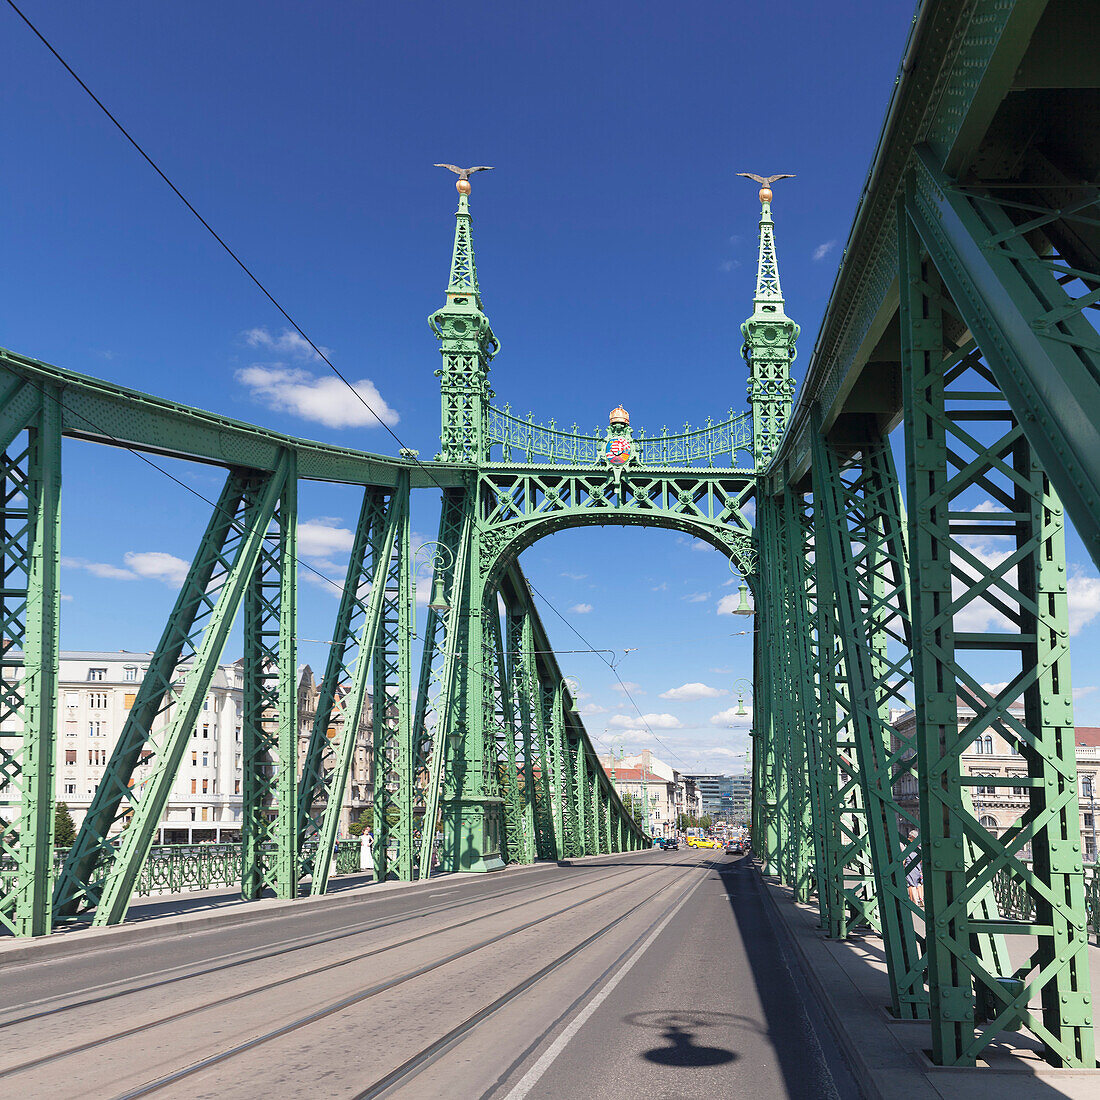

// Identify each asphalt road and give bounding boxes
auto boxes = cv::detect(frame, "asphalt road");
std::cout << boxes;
[0,849,860,1099]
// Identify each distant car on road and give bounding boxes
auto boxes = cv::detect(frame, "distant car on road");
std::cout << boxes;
[727,842,743,855]
[687,837,719,849]
[658,838,679,850]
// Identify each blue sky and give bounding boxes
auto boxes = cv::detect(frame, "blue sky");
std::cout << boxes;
[4,1,1098,774]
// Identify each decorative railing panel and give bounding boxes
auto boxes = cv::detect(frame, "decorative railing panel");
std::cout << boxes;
[486,405,754,468]
[994,861,1099,945]
[8,841,365,906]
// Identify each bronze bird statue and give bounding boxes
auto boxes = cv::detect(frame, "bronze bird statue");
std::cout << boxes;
[737,172,795,203]
[435,164,495,194]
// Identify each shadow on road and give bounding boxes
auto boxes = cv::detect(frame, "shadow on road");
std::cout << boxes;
[624,1010,739,1067]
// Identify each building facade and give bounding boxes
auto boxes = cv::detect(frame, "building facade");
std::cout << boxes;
[891,700,1100,862]
[53,651,373,846]
[599,750,700,836]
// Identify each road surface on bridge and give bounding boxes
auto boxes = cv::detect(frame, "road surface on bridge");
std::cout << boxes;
[0,850,858,1099]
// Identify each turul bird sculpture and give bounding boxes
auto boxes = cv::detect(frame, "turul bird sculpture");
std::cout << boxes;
[737,172,795,203]
[435,164,495,194]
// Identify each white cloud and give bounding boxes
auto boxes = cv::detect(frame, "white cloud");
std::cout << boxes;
[611,681,641,693]
[569,602,593,614]
[684,592,710,603]
[652,582,669,592]
[1068,570,1100,636]
[561,572,588,580]
[1074,685,1097,701]
[720,577,737,587]
[60,593,74,602]
[710,705,753,726]
[63,552,191,587]
[660,682,729,701]
[710,666,733,675]
[580,702,607,716]
[716,592,752,615]
[813,240,837,261]
[123,552,191,588]
[610,713,683,729]
[237,366,398,429]
[301,569,343,597]
[298,518,355,559]
[243,326,331,361]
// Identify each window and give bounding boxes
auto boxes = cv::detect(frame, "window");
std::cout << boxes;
[124,693,136,709]
[191,751,197,766]
[1084,813,1094,830]
[234,779,241,794]
[64,782,76,795]
[65,749,76,764]
[235,727,241,743]
[191,779,197,794]
[202,753,209,768]
[65,692,78,708]
[190,807,196,821]
[979,815,998,830]
[202,779,208,794]
[202,725,209,738]
[1083,776,1095,799]
[203,698,209,711]
[201,807,208,822]
[88,721,104,738]
[1011,777,1026,796]
[124,666,138,682]
[88,692,107,709]
[88,668,106,681]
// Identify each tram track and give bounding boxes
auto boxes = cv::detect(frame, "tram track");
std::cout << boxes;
[0,853,653,1030]
[106,854,704,1100]
[0,852,696,1092]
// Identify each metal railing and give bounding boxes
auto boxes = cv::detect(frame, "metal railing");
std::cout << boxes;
[13,840,366,900]
[993,861,1099,944]
[485,405,754,468]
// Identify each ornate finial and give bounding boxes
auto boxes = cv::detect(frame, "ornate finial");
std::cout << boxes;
[609,405,630,426]
[736,172,795,204]
[435,164,495,194]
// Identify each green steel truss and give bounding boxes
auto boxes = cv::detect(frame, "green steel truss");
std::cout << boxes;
[241,455,298,900]
[0,388,61,937]
[899,210,1093,1066]
[5,3,1098,1075]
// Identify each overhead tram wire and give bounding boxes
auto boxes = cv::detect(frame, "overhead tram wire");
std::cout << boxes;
[10,2,732,771]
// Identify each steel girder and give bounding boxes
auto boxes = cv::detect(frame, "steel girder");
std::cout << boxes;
[486,604,527,866]
[370,474,414,882]
[414,488,473,880]
[56,456,292,926]
[0,386,61,937]
[811,426,929,1020]
[907,146,1100,576]
[899,208,1094,1067]
[505,607,538,864]
[308,477,408,895]
[241,454,298,900]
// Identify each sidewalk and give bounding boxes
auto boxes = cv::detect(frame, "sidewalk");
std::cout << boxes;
[757,867,1100,1098]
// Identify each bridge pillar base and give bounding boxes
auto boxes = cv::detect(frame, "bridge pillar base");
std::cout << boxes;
[439,797,506,873]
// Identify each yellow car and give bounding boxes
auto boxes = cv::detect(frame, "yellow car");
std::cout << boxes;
[687,837,719,849]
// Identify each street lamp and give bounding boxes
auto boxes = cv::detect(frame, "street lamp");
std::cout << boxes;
[413,542,455,636]
[730,677,753,718]
[727,557,755,616]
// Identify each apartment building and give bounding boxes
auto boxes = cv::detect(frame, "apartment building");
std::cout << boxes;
[599,750,700,836]
[891,699,1100,862]
[53,651,373,845]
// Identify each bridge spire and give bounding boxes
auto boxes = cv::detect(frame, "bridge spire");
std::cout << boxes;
[738,174,800,469]
[430,166,499,463]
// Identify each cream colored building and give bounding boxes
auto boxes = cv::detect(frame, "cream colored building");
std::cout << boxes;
[892,699,1100,862]
[598,750,700,836]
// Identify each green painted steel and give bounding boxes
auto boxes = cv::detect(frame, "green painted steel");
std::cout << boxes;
[241,454,298,900]
[0,389,61,937]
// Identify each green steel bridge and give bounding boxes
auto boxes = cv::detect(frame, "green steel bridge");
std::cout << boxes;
[1,0,1099,1073]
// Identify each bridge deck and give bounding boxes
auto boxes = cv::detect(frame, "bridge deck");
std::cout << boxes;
[0,851,855,1099]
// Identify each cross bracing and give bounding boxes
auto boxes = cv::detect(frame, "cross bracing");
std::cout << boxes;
[0,0,1098,1075]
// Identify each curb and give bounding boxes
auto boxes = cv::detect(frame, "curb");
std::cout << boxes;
[752,862,890,1100]
[0,846,657,967]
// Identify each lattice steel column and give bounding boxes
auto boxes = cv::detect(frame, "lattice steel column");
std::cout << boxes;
[504,609,537,864]
[56,458,290,926]
[311,483,406,895]
[372,471,414,881]
[241,455,298,900]
[0,388,60,937]
[900,205,1094,1066]
[811,424,928,1020]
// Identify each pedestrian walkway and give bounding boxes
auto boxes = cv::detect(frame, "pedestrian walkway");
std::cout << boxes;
[758,868,1100,1099]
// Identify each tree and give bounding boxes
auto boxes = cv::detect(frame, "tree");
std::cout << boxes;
[54,801,76,849]
[700,814,713,831]
[621,793,644,827]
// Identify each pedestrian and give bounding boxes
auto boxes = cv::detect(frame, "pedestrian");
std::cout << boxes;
[904,829,923,906]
